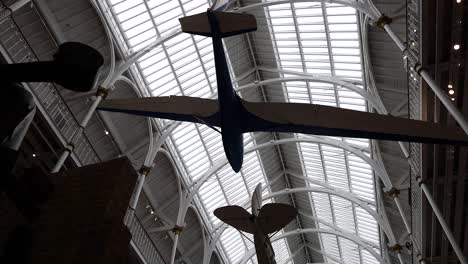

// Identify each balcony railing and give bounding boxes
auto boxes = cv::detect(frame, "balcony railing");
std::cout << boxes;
[126,209,167,264]
[0,8,100,166]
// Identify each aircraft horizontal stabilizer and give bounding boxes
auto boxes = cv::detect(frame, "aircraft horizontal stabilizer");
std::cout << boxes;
[179,12,257,38]
[97,96,220,127]
[241,100,468,145]
[214,205,256,234]
[257,203,297,234]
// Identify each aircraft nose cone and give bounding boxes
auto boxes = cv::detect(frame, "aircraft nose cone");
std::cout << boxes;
[230,159,242,173]
[225,146,243,173]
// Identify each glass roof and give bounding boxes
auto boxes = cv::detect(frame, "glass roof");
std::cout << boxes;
[101,0,382,263]
[265,2,380,263]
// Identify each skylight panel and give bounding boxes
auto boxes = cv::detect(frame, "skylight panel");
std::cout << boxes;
[340,238,361,263]
[265,1,381,262]
[199,178,227,224]
[321,234,341,262]
[183,0,206,15]
[220,228,246,264]
[332,196,356,231]
[105,1,293,263]
[272,239,292,264]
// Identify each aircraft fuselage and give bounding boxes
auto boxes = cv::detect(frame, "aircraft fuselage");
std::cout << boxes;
[207,10,245,172]
[253,223,277,264]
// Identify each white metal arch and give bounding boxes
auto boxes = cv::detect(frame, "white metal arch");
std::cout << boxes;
[280,245,305,264]
[238,228,385,264]
[208,177,391,243]
[265,188,393,242]
[297,211,380,249]
[234,77,383,112]
[173,206,207,263]
[179,136,392,224]
[200,175,393,264]
[202,190,385,264]
[171,137,396,264]
[307,244,346,264]
[235,0,381,20]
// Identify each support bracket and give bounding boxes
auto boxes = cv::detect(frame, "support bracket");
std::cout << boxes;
[385,187,401,198]
[95,86,109,99]
[389,243,403,253]
[375,14,392,29]
[172,225,184,235]
[139,165,152,176]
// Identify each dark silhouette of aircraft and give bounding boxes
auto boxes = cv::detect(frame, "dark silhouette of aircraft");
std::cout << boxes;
[0,42,104,92]
[97,8,468,172]
[214,183,297,264]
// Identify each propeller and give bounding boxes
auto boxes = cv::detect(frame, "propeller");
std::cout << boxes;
[0,42,104,92]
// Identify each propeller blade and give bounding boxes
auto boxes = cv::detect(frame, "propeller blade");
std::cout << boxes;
[214,205,255,234]
[257,203,298,234]
[251,183,262,216]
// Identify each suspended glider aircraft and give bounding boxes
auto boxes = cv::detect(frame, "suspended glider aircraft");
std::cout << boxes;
[214,183,297,264]
[97,6,468,172]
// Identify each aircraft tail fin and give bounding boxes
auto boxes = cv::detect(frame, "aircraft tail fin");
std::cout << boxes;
[179,12,257,38]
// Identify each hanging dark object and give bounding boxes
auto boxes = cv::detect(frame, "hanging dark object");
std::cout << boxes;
[98,11,468,173]
[0,42,104,92]
[0,82,35,184]
[214,183,297,264]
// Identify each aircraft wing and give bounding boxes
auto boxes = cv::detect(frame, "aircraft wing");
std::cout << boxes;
[214,205,256,234]
[241,100,468,145]
[97,96,220,127]
[257,203,297,234]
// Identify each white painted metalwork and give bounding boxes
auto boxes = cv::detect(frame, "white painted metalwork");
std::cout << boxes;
[86,0,448,263]
[239,228,385,264]
[175,136,405,264]
[200,172,401,264]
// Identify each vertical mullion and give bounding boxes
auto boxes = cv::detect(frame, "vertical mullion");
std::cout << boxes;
[344,150,363,263]
[318,144,343,263]
[107,0,132,54]
[321,3,340,108]
[142,1,184,95]
[289,2,313,104]
[265,7,290,102]
[177,0,215,94]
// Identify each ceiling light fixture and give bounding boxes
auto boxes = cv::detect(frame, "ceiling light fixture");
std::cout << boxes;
[449,90,455,95]
[104,130,109,135]
[32,153,36,157]
[454,44,460,50]
[448,84,453,88]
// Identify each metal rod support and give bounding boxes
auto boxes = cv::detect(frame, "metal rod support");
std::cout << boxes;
[381,23,468,264]
[418,180,467,264]
[419,69,468,133]
[383,25,468,134]
[130,173,146,209]
[51,95,103,173]
[393,197,426,264]
[170,233,180,264]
